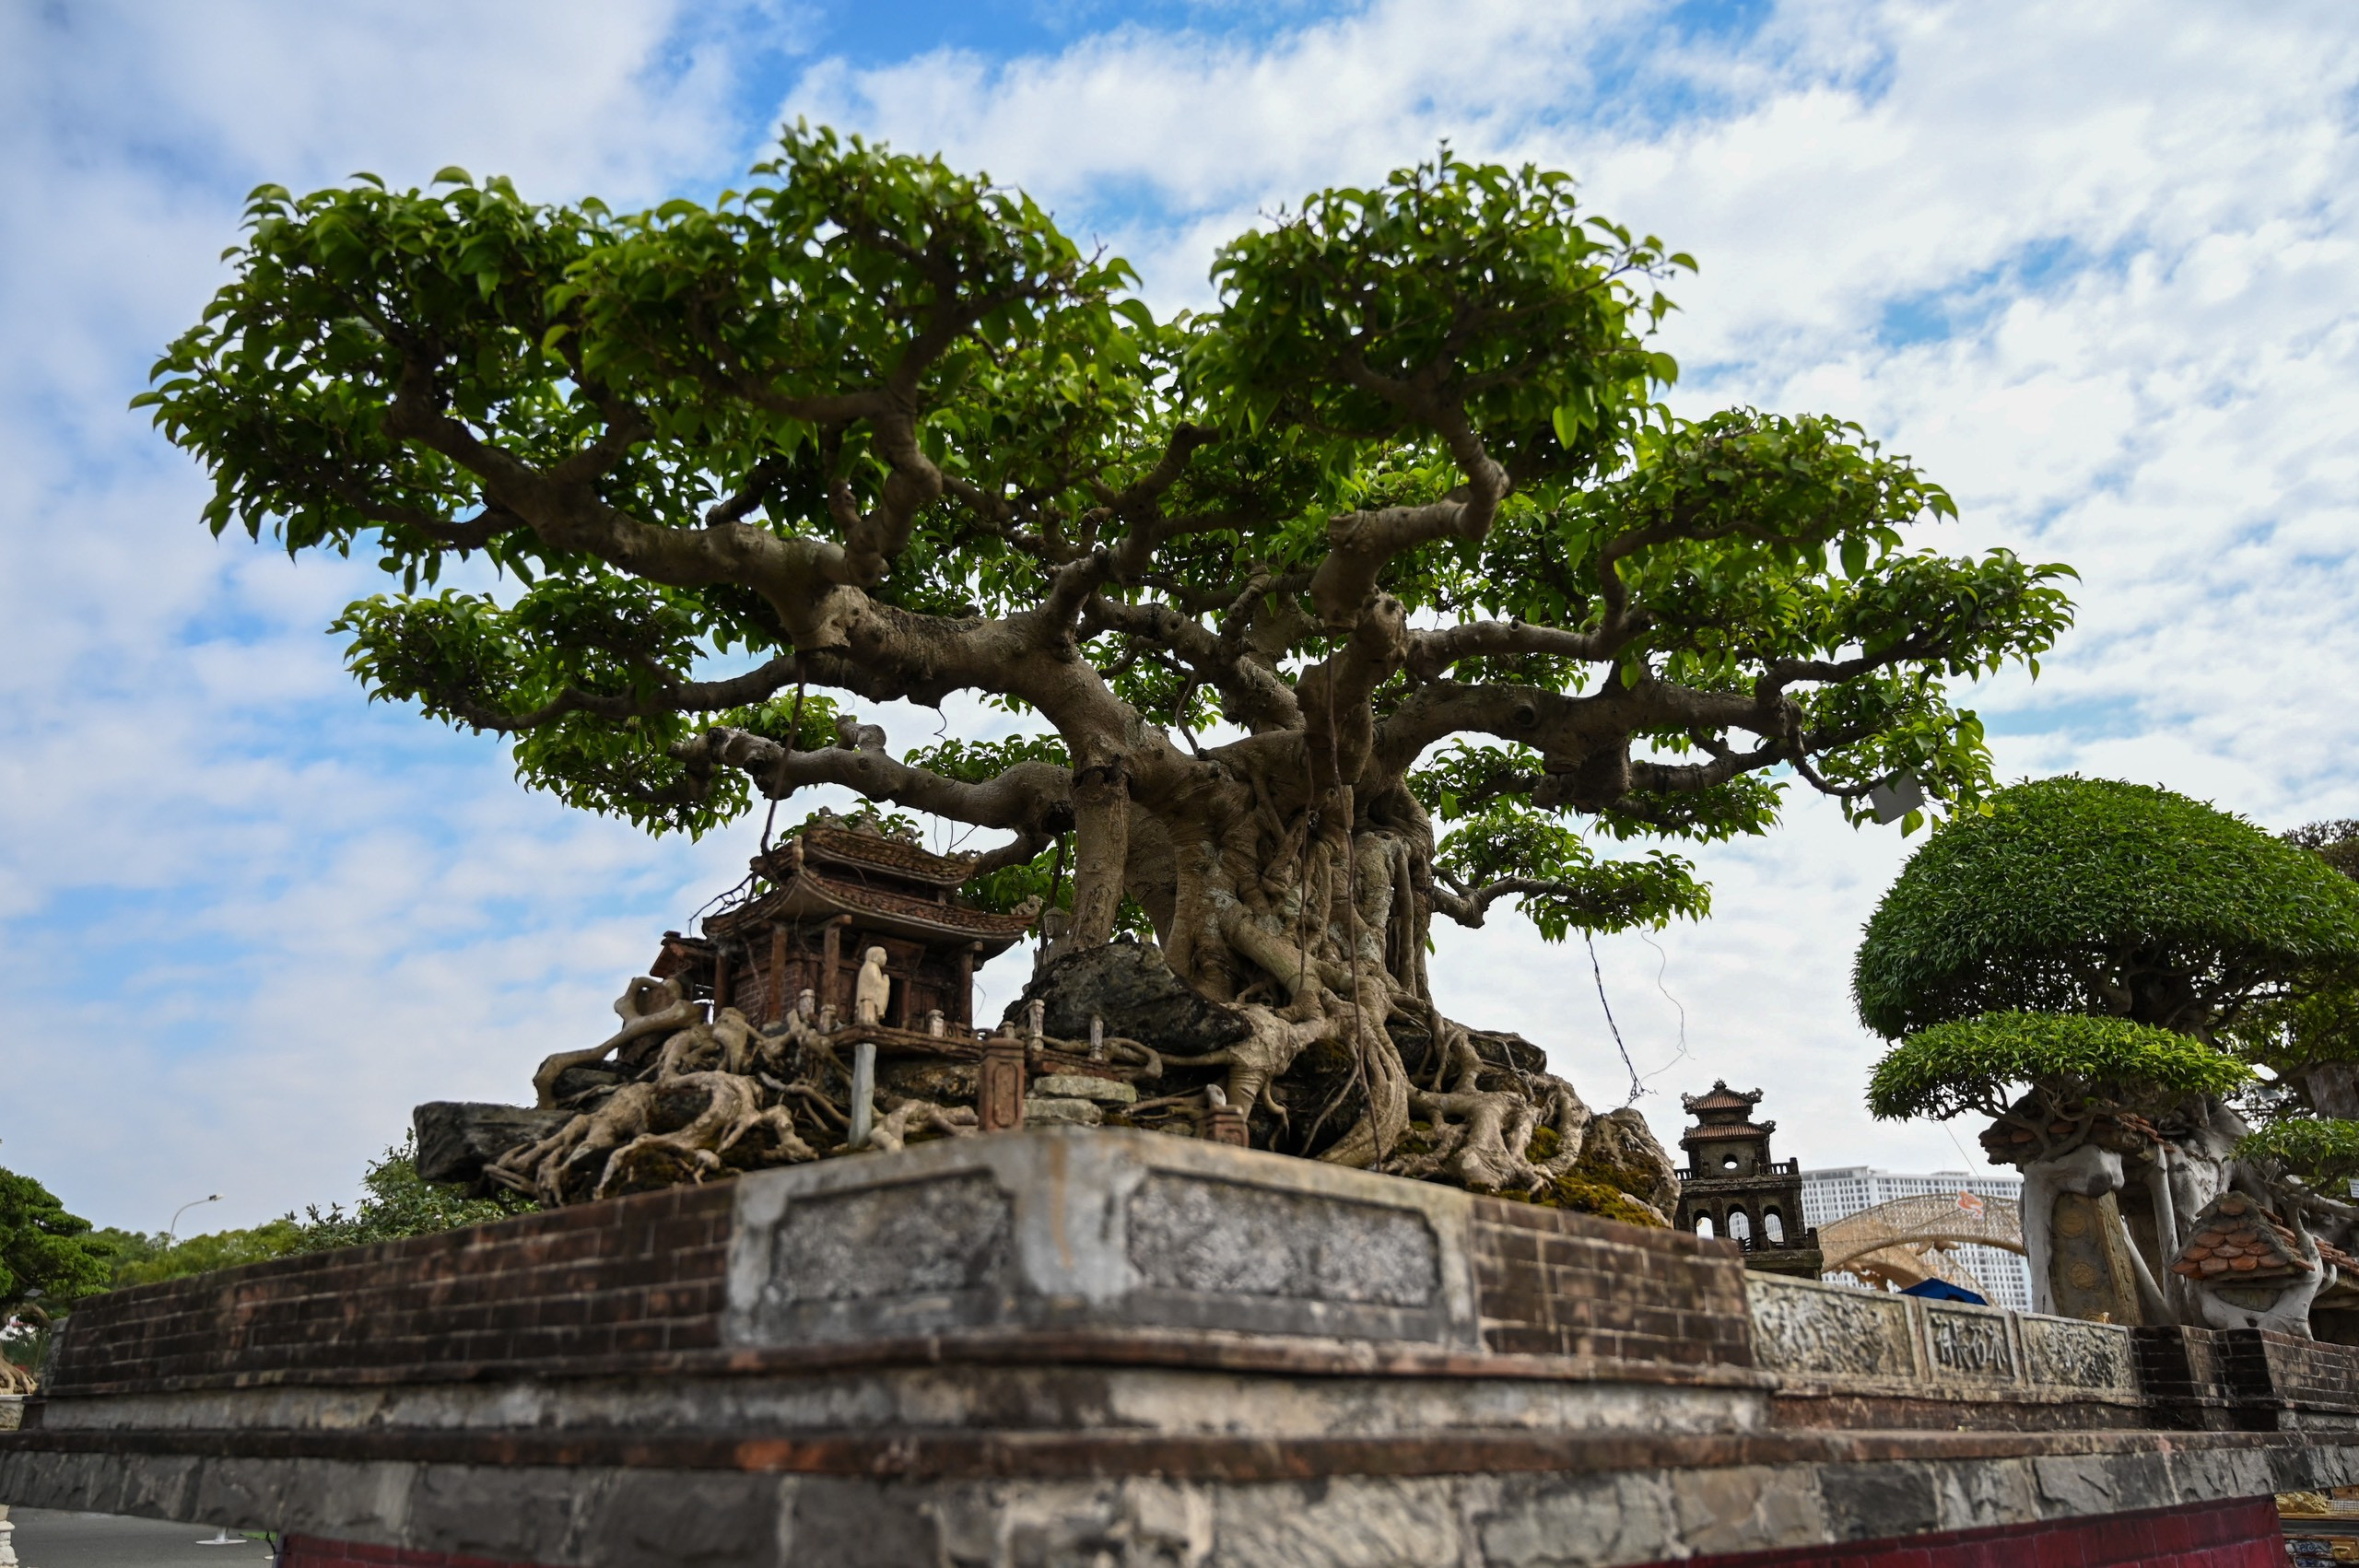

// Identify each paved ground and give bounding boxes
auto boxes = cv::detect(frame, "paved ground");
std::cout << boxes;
[6,1508,276,1567]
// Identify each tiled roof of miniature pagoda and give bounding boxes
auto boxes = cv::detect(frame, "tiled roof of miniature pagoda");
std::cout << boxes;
[1678,1080,1776,1145]
[796,825,979,887]
[705,828,1034,954]
[1681,1119,1780,1142]
[1682,1081,1763,1115]
[2169,1191,2316,1284]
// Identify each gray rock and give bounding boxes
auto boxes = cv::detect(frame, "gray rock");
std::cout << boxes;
[1004,940,1250,1055]
[1033,1073,1138,1105]
[1022,1097,1105,1127]
[413,1102,572,1184]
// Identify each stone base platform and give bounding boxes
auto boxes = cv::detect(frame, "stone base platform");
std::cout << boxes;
[2,1130,2350,1565]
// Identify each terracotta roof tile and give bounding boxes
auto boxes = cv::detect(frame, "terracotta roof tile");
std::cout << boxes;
[2169,1191,2314,1282]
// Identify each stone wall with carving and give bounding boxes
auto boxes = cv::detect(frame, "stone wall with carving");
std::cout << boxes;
[1747,1270,2148,1410]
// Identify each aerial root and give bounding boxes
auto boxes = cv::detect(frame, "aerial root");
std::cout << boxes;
[864,1098,980,1153]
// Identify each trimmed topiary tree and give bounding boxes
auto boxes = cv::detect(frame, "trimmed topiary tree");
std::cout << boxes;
[1855,778,2359,1328]
[1856,778,2359,1040]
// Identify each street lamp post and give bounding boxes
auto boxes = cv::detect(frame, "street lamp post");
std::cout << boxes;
[167,1194,222,1242]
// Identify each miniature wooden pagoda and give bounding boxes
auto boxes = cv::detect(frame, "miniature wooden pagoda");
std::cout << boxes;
[649,814,1035,1033]
[1673,1081,1824,1278]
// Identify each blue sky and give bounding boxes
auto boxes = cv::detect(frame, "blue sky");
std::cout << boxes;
[2,0,2355,1235]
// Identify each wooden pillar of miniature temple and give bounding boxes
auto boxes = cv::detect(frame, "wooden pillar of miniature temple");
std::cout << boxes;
[649,819,1033,1035]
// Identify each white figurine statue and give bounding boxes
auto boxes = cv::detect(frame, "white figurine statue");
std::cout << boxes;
[853,946,891,1025]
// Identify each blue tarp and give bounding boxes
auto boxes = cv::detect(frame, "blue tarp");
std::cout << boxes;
[1898,1279,1988,1305]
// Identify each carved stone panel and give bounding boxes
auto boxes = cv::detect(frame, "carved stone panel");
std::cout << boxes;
[1744,1274,1914,1378]
[2023,1316,2137,1392]
[1924,1304,2016,1382]
[1126,1174,1440,1307]
[762,1172,1015,1307]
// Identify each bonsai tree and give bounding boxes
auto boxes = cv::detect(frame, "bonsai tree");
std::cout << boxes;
[140,129,2074,1199]
[1867,1011,2253,1318]
[1856,778,2359,1324]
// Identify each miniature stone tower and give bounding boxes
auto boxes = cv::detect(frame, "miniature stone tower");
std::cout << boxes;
[1673,1081,1824,1278]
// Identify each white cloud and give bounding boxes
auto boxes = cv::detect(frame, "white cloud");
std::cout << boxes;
[0,0,796,1229]
[6,0,2359,1237]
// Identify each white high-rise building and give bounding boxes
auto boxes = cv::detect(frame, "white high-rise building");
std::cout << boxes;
[1801,1166,2035,1312]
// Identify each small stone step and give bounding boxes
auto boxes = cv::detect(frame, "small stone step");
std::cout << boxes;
[1032,1073,1138,1106]
[1022,1096,1105,1127]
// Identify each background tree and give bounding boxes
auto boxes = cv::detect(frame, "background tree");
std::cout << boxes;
[0,1156,115,1391]
[1856,777,2359,1324]
[2228,819,2359,1118]
[101,1138,531,1291]
[143,129,2074,1192]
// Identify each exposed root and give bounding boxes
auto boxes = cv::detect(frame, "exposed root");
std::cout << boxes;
[473,803,1652,1222]
[531,977,698,1108]
[593,1071,818,1199]
[864,1098,981,1153]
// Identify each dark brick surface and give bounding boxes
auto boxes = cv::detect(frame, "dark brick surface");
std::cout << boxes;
[2220,1326,2359,1417]
[1466,1198,1754,1366]
[44,1185,735,1396]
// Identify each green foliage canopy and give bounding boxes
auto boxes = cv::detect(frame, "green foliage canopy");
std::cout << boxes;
[1855,778,2359,1039]
[2236,1117,2359,1190]
[1866,1011,2256,1124]
[0,1164,112,1313]
[100,1142,528,1292]
[138,130,2075,950]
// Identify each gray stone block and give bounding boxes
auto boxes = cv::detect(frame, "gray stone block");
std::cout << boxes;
[577,1470,785,1568]
[1670,1463,1829,1558]
[1213,1478,1462,1568]
[273,1457,417,1543]
[189,1457,285,1533]
[412,1102,571,1183]
[1817,1462,1939,1542]
[408,1463,586,1564]
[1023,1096,1105,1127]
[1474,1470,1680,1568]
[1922,1303,2016,1383]
[1126,1174,1439,1308]
[1033,1074,1139,1105]
[722,1130,1484,1352]
[787,1478,950,1568]
[2023,1316,2136,1391]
